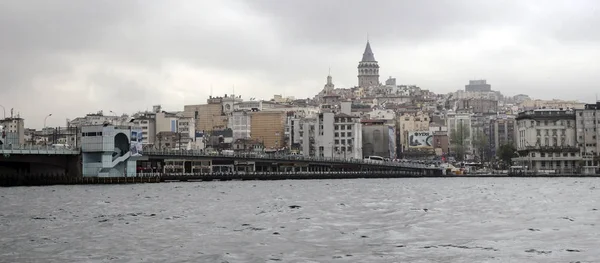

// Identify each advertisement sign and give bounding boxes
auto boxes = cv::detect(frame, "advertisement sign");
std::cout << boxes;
[408,131,433,149]
[130,129,143,156]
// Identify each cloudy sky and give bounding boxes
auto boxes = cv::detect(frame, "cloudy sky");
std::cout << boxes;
[2,0,600,128]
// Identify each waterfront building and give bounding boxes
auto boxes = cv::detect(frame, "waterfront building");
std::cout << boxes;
[514,108,580,172]
[575,102,600,174]
[81,125,142,177]
[519,99,586,111]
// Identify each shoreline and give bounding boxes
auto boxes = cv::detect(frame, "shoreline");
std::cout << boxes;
[1,172,599,187]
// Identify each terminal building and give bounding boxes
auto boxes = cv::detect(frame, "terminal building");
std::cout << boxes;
[81,125,143,177]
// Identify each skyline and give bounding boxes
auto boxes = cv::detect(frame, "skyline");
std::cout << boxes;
[2,0,600,128]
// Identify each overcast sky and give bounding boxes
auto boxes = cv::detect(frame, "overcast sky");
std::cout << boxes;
[2,0,600,128]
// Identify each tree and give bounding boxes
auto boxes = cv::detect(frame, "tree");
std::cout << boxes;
[473,131,491,162]
[450,122,470,161]
[497,143,518,168]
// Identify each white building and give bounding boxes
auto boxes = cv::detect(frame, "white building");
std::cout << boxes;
[514,108,580,172]
[302,112,362,159]
[68,111,130,127]
[80,125,142,177]
[230,110,252,140]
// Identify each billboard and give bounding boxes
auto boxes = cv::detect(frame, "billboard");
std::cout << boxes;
[130,129,143,156]
[408,131,433,149]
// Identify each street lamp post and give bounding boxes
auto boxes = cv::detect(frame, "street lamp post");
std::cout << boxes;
[109,111,118,125]
[0,105,5,119]
[43,113,53,129]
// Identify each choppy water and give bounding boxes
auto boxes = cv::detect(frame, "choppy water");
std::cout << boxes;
[1,178,599,262]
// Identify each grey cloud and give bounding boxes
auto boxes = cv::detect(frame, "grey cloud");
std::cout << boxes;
[247,0,529,45]
[1,0,600,128]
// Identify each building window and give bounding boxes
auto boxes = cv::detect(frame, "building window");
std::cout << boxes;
[347,132,352,137]
[335,125,339,130]
[347,125,352,130]
[334,139,339,144]
[334,132,339,137]
[341,132,345,137]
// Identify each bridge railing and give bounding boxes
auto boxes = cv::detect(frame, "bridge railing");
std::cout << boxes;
[142,149,438,169]
[0,144,80,155]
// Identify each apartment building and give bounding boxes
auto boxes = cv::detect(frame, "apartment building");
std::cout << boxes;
[183,96,230,133]
[576,102,600,173]
[514,108,580,172]
[313,112,362,159]
[250,111,286,150]
[397,111,430,151]
[0,117,25,145]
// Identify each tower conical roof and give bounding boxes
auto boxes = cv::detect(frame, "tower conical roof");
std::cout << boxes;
[361,41,376,62]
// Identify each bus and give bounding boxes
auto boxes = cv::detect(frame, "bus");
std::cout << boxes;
[364,156,385,163]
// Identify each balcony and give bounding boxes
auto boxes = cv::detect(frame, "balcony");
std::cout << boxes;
[518,145,579,153]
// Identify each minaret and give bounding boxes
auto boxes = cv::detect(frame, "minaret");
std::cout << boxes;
[323,72,335,94]
[357,41,380,88]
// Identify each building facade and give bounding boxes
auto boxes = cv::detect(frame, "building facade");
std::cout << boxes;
[446,111,474,160]
[489,115,517,157]
[313,112,362,159]
[361,120,395,158]
[230,110,252,140]
[576,103,600,173]
[465,79,492,92]
[250,111,286,150]
[0,117,25,145]
[514,109,580,172]
[81,125,142,177]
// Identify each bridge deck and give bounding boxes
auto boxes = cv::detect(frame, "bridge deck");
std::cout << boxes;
[0,146,80,155]
[143,150,438,170]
